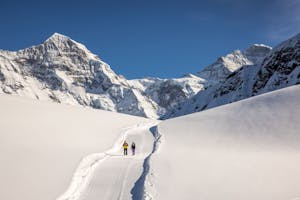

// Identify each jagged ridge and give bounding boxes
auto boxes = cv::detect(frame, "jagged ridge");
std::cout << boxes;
[1,32,299,119]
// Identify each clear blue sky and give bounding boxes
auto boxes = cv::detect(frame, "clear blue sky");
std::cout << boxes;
[1,0,299,79]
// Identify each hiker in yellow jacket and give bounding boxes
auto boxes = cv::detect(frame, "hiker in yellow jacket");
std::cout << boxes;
[123,141,128,156]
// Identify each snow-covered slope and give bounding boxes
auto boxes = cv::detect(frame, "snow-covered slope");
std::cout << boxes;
[148,85,300,200]
[166,33,300,118]
[0,93,155,200]
[1,80,300,200]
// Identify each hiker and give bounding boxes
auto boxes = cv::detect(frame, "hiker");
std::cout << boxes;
[123,141,128,156]
[131,142,136,155]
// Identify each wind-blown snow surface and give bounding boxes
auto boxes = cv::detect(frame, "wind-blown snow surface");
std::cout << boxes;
[148,85,300,200]
[0,94,155,200]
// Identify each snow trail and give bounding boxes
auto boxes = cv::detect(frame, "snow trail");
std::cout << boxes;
[131,126,162,200]
[57,121,159,200]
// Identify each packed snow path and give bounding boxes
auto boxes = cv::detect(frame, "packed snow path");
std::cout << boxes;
[66,122,159,200]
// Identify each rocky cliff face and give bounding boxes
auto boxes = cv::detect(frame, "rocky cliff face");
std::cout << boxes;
[253,34,300,94]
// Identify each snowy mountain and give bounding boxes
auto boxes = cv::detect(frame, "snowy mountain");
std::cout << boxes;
[1,32,299,119]
[165,33,300,118]
[0,33,159,118]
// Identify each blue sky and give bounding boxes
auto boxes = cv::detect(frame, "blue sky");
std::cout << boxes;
[1,0,299,79]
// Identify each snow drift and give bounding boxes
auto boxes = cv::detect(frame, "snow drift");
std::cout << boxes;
[148,85,300,200]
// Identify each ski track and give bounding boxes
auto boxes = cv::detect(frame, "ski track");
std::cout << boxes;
[56,121,160,200]
[131,126,162,200]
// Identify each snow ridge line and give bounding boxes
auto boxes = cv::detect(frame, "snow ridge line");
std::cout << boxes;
[131,125,162,200]
[56,123,146,200]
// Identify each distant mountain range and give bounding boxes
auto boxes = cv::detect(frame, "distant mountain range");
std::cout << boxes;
[0,32,299,119]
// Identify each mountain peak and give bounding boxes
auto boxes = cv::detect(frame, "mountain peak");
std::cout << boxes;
[50,32,68,38]
[42,32,96,58]
[45,32,71,43]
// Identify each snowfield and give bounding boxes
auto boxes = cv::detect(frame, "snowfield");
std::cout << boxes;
[149,85,300,200]
[1,84,300,200]
[0,94,156,200]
